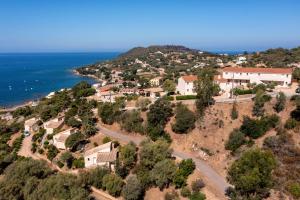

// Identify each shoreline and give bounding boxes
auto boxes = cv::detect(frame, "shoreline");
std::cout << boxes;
[0,69,99,112]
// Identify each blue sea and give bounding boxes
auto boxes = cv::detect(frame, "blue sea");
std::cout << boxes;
[0,52,119,107]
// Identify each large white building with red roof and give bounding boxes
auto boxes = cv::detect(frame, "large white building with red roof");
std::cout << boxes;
[176,67,293,95]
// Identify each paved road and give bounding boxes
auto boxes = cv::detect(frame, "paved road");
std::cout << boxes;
[98,124,230,195]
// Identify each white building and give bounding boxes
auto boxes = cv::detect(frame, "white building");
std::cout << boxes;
[222,67,293,89]
[176,67,293,95]
[150,77,162,86]
[44,115,64,134]
[84,142,118,170]
[24,118,38,133]
[176,75,198,95]
[53,128,77,150]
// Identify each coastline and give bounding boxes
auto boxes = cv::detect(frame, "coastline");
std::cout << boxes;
[0,69,99,112]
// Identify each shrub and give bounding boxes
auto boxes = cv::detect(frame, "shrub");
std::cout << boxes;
[102,136,111,144]
[291,95,300,101]
[60,151,74,168]
[273,92,286,113]
[12,134,25,153]
[190,192,206,200]
[232,88,253,95]
[287,182,300,199]
[147,98,173,127]
[225,129,245,152]
[56,161,64,168]
[172,103,196,134]
[176,95,197,100]
[163,96,174,101]
[285,118,298,129]
[121,175,142,200]
[84,167,110,188]
[178,159,196,178]
[191,179,205,193]
[72,157,85,168]
[227,149,276,199]
[135,98,151,111]
[65,132,85,150]
[180,187,191,198]
[164,190,179,200]
[102,174,124,197]
[291,106,300,121]
[47,144,59,161]
[150,159,177,189]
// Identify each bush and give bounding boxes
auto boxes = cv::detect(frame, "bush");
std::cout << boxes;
[180,187,191,197]
[227,149,276,199]
[47,145,59,161]
[225,129,245,152]
[291,95,300,101]
[135,98,151,111]
[285,118,298,129]
[84,167,110,188]
[60,151,74,168]
[273,92,286,113]
[65,132,85,150]
[163,96,174,101]
[164,190,179,200]
[72,157,85,168]
[291,106,300,121]
[172,103,196,134]
[102,174,124,197]
[191,179,205,193]
[122,175,142,200]
[287,182,300,199]
[147,98,173,127]
[178,159,196,178]
[150,159,177,189]
[102,136,111,144]
[12,134,25,153]
[232,88,253,95]
[190,192,206,200]
[176,95,197,100]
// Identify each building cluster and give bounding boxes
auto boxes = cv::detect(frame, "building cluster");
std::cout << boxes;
[176,67,293,95]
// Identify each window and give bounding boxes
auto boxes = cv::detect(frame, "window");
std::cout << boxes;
[88,158,90,161]
[240,73,242,75]
[246,73,249,75]
[225,72,228,75]
[258,73,261,76]
[286,74,289,77]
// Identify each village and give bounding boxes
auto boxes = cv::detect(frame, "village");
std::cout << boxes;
[1,46,300,200]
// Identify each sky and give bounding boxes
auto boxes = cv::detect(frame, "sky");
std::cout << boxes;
[0,0,300,52]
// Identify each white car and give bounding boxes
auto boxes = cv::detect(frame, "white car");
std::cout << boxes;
[24,131,30,137]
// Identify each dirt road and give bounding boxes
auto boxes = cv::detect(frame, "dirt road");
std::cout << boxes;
[97,124,230,196]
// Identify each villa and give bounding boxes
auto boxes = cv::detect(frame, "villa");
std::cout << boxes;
[176,67,293,95]
[150,77,162,86]
[24,117,39,133]
[53,128,77,150]
[44,115,64,134]
[84,142,118,170]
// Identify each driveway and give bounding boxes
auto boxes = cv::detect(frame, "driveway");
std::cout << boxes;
[97,124,230,195]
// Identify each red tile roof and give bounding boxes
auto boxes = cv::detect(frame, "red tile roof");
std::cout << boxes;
[214,75,227,83]
[181,75,198,82]
[223,67,293,74]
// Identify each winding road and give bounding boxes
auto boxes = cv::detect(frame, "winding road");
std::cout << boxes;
[97,124,230,195]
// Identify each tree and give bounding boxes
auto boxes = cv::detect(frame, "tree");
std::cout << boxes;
[252,89,271,117]
[172,103,196,134]
[80,167,110,189]
[98,102,121,125]
[72,81,96,98]
[230,102,238,120]
[139,139,172,169]
[66,117,82,128]
[147,98,173,127]
[122,175,143,200]
[227,149,276,199]
[119,142,137,170]
[60,151,74,168]
[190,192,206,200]
[102,174,124,197]
[195,68,218,117]
[65,132,85,150]
[293,67,300,81]
[119,110,144,133]
[162,79,176,94]
[225,129,246,152]
[47,144,59,161]
[135,98,151,111]
[273,92,286,113]
[150,159,177,189]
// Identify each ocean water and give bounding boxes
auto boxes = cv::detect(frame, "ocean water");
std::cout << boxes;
[0,52,119,107]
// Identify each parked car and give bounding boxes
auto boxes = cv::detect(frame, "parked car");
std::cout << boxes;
[23,131,30,137]
[296,88,300,94]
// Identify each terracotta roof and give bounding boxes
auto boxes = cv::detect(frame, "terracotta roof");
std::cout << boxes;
[214,75,227,83]
[222,67,293,74]
[181,75,198,82]
[96,148,118,163]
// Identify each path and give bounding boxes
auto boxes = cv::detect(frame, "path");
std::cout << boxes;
[97,124,230,195]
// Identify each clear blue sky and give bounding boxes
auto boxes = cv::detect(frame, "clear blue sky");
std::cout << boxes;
[0,0,299,52]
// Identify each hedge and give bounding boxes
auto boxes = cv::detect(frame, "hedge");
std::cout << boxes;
[233,88,253,95]
[176,95,197,100]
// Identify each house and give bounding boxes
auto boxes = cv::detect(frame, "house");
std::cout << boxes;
[144,87,166,98]
[24,118,38,133]
[53,128,77,150]
[150,77,162,87]
[44,115,64,134]
[0,112,13,121]
[222,67,293,89]
[176,75,198,95]
[236,56,247,65]
[84,142,118,170]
